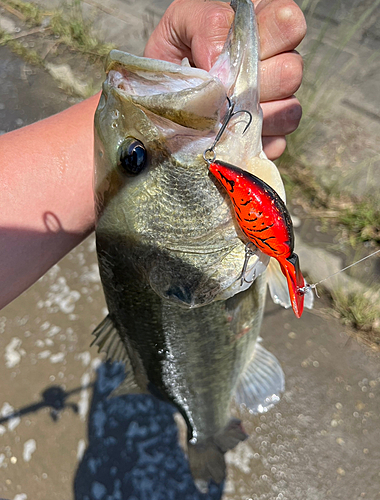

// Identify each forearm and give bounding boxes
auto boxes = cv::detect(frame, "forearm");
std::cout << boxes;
[0,94,99,309]
[0,0,305,311]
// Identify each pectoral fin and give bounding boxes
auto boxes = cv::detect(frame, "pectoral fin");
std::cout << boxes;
[234,342,285,413]
[267,258,292,309]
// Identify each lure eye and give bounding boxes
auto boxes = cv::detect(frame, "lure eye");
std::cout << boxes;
[118,138,147,175]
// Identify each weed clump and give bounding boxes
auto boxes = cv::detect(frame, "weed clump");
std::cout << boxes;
[49,0,114,56]
[339,200,380,244]
[1,0,114,57]
[4,0,42,25]
[332,289,380,349]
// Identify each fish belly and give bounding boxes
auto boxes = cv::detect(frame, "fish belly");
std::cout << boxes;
[97,233,266,439]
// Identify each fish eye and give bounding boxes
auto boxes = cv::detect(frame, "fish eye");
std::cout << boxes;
[117,138,147,175]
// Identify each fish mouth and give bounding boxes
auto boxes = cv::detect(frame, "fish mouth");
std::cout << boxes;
[104,50,227,132]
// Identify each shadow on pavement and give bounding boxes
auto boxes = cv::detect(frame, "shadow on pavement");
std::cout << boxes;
[74,362,224,500]
[0,384,92,423]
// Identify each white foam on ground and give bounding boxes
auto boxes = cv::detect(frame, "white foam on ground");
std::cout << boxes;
[23,439,36,462]
[1,402,20,431]
[77,352,91,367]
[78,373,91,421]
[77,439,86,461]
[38,350,52,359]
[80,264,101,284]
[50,352,65,364]
[5,337,25,368]
[42,276,81,314]
[8,414,21,431]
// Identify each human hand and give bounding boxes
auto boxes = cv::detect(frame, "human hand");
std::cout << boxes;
[144,0,306,160]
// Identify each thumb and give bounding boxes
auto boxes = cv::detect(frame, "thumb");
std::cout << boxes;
[144,0,233,71]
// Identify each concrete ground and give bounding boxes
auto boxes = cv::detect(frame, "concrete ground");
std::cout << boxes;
[0,1,379,499]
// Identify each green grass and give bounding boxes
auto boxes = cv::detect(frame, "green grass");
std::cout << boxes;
[4,0,42,25]
[1,0,114,97]
[0,29,12,44]
[339,200,380,245]
[49,0,114,56]
[9,39,43,64]
[0,28,44,65]
[332,288,380,347]
[2,0,114,57]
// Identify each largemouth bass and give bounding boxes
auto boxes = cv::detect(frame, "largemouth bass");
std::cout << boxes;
[93,0,291,488]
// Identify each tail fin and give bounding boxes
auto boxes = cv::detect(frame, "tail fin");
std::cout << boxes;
[188,419,247,491]
[279,252,305,318]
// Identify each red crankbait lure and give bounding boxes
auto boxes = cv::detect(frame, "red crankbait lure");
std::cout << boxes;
[209,160,305,318]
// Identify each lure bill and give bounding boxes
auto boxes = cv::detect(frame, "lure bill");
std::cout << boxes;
[209,160,306,318]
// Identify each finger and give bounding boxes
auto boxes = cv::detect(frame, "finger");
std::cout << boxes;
[144,0,306,71]
[261,96,302,136]
[260,51,303,102]
[256,0,307,60]
[144,0,233,70]
[262,136,287,160]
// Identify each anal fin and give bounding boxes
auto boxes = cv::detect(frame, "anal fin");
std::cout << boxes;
[234,342,285,413]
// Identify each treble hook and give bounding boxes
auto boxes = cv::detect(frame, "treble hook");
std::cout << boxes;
[239,242,257,285]
[203,97,253,163]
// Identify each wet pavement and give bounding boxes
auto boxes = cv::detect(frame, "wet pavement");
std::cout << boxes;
[1,225,379,500]
[1,1,380,500]
[0,46,75,134]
